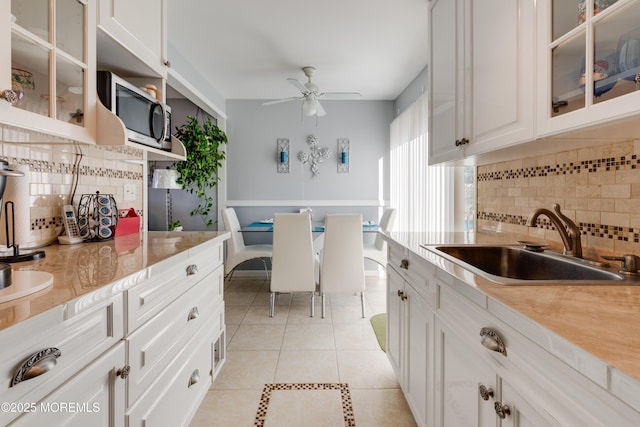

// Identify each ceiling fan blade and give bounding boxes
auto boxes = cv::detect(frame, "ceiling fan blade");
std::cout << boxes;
[287,78,309,93]
[315,101,326,117]
[262,97,302,106]
[318,92,362,100]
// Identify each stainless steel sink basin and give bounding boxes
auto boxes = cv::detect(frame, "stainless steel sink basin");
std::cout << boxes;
[422,244,638,285]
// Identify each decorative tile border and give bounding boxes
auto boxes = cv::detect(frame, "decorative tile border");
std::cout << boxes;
[477,154,640,181]
[254,383,355,427]
[477,211,640,243]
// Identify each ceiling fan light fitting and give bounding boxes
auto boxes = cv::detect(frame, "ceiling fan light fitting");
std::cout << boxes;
[302,99,317,116]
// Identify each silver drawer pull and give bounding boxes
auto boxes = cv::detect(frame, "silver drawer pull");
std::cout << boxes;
[186,264,198,276]
[478,384,494,401]
[11,347,61,387]
[188,369,200,388]
[480,327,507,356]
[399,259,409,269]
[117,365,130,380]
[188,307,200,321]
[397,290,407,301]
[494,402,511,419]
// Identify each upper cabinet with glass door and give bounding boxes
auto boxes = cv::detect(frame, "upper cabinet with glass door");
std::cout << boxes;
[0,0,96,144]
[537,0,640,137]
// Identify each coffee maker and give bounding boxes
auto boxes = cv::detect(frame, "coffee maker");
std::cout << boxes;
[0,160,25,289]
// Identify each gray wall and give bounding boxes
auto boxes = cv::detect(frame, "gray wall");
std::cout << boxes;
[148,98,220,231]
[226,99,393,206]
[394,65,428,117]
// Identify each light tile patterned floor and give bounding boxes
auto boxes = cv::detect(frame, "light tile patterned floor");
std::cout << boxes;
[189,275,417,427]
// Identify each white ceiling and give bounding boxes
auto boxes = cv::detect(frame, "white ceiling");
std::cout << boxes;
[167,0,429,102]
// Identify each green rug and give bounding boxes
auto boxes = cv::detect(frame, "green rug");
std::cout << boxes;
[370,313,387,352]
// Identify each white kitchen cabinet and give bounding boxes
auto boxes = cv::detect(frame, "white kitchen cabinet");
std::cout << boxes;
[387,243,436,427]
[428,0,536,164]
[536,0,640,137]
[9,342,126,427]
[97,0,168,77]
[0,0,97,144]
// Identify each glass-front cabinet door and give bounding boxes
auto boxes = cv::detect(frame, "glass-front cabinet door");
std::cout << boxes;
[537,0,640,137]
[1,0,96,143]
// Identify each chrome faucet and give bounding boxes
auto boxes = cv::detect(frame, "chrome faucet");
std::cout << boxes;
[526,204,583,258]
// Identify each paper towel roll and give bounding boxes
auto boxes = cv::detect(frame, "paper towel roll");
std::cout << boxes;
[0,164,32,247]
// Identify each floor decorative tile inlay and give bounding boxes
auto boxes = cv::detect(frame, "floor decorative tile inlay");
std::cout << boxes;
[254,383,355,427]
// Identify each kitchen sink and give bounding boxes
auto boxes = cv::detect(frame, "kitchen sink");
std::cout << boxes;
[422,244,639,285]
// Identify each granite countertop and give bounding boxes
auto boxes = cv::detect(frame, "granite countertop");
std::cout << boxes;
[383,231,640,405]
[0,231,229,332]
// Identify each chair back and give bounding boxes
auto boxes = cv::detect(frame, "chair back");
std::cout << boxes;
[321,214,365,293]
[221,207,245,255]
[373,208,397,250]
[271,213,316,293]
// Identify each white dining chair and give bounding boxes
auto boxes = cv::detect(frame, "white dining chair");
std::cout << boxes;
[221,207,272,280]
[363,207,397,268]
[320,214,366,318]
[269,213,317,317]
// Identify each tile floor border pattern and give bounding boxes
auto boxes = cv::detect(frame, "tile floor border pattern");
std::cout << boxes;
[477,211,640,243]
[254,383,355,427]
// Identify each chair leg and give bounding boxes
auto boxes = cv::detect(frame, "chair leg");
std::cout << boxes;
[360,292,366,318]
[321,293,326,318]
[269,292,275,317]
[310,292,315,317]
[261,258,270,280]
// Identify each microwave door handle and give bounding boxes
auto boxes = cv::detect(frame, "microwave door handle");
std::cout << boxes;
[159,102,169,143]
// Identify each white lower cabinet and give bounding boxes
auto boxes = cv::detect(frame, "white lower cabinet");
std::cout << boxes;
[387,262,434,427]
[385,239,640,427]
[9,342,126,427]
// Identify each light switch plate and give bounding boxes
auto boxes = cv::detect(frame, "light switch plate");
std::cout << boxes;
[124,183,136,201]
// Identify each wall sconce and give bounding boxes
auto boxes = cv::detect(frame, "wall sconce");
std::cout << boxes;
[338,138,349,173]
[277,138,289,173]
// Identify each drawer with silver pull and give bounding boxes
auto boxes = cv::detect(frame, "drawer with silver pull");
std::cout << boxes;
[127,266,223,407]
[388,242,437,306]
[126,318,218,427]
[0,294,123,426]
[127,241,223,333]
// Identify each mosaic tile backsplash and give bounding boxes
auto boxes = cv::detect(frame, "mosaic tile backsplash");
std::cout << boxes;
[477,139,640,259]
[0,137,144,248]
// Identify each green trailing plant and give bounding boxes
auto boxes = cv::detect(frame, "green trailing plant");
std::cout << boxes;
[173,115,227,227]
[168,220,182,231]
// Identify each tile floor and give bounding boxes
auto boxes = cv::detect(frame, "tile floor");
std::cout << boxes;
[189,275,418,427]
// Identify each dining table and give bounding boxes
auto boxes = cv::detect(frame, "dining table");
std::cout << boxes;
[240,219,380,253]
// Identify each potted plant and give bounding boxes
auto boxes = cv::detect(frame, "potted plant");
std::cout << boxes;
[168,220,183,231]
[173,114,227,228]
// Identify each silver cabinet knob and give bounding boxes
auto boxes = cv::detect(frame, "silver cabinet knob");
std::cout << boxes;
[187,307,200,321]
[478,384,494,401]
[186,264,198,276]
[494,402,511,419]
[117,365,130,380]
[399,259,409,269]
[188,369,200,388]
[11,348,61,387]
[397,290,407,301]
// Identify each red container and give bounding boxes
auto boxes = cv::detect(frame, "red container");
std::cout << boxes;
[115,208,140,237]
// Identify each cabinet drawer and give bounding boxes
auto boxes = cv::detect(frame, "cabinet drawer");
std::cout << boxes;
[0,295,124,426]
[128,242,222,332]
[388,243,437,306]
[127,266,223,406]
[127,323,217,427]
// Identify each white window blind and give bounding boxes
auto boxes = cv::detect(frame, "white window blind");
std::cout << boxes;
[390,93,454,232]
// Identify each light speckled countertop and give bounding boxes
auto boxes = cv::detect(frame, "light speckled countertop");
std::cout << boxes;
[383,231,640,405]
[0,231,229,331]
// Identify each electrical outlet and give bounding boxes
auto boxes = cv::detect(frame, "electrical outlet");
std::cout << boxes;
[124,183,136,201]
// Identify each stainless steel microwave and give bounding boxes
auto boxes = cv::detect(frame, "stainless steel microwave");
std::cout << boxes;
[97,71,172,151]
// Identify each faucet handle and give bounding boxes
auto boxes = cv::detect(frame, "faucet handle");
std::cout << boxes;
[602,254,640,275]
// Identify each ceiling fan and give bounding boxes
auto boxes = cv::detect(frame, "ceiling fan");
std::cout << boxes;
[263,66,361,117]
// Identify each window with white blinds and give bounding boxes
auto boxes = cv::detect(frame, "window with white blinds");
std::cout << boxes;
[390,93,455,232]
